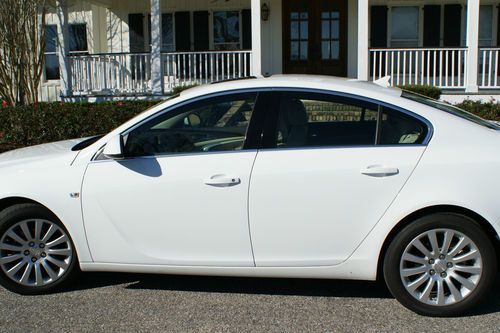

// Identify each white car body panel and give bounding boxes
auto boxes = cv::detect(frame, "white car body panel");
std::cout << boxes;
[82,151,256,266]
[0,75,497,282]
[249,146,426,267]
[0,139,93,262]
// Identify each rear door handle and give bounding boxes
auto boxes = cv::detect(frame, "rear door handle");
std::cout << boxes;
[361,165,399,177]
[204,175,241,187]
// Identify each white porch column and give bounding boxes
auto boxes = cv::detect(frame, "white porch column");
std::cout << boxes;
[357,0,369,81]
[251,0,262,77]
[55,0,72,97]
[466,0,480,93]
[150,0,163,95]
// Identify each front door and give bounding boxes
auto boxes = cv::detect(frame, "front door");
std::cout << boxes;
[283,0,348,76]
[82,92,262,266]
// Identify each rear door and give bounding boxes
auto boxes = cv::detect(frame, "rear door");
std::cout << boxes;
[249,90,430,267]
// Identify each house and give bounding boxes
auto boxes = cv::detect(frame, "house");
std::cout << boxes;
[41,0,500,103]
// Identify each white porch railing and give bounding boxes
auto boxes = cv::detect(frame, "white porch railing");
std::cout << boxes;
[479,48,500,89]
[69,53,152,95]
[370,48,468,89]
[68,50,253,96]
[162,50,253,91]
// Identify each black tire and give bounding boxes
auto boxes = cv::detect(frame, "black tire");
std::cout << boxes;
[383,213,497,317]
[0,204,79,295]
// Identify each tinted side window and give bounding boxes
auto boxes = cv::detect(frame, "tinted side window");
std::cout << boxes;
[272,92,378,148]
[378,107,428,145]
[124,93,257,157]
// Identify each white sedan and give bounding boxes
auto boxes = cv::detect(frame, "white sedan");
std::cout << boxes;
[0,76,498,316]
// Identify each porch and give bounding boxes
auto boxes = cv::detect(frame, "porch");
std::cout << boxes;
[41,0,500,101]
[68,50,252,96]
[370,47,500,89]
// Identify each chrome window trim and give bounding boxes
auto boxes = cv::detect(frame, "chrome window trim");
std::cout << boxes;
[255,145,428,154]
[91,149,260,164]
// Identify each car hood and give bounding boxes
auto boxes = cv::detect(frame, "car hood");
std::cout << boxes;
[0,138,85,168]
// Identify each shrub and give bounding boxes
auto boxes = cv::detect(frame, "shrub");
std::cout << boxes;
[398,85,442,100]
[0,100,161,148]
[455,100,500,122]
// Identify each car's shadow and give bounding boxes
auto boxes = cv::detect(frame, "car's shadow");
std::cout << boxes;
[67,272,500,317]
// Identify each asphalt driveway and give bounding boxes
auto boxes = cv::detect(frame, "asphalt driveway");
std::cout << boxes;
[0,273,499,332]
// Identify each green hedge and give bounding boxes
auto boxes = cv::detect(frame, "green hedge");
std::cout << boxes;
[0,101,160,149]
[398,85,442,99]
[455,100,500,122]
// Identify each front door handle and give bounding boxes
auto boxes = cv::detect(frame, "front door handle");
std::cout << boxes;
[361,165,399,177]
[204,175,241,187]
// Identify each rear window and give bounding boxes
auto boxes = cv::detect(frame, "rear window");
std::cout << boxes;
[402,91,500,130]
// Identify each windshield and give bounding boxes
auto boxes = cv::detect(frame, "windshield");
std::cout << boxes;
[402,91,500,130]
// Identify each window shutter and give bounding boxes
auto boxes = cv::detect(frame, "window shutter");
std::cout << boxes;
[242,9,252,49]
[193,11,209,51]
[423,5,441,47]
[175,11,191,51]
[370,6,387,47]
[498,6,500,46]
[444,5,462,46]
[129,13,145,52]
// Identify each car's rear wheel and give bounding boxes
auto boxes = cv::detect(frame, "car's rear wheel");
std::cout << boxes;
[0,204,78,294]
[383,213,497,317]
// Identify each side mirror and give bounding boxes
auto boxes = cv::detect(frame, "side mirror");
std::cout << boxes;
[103,134,124,159]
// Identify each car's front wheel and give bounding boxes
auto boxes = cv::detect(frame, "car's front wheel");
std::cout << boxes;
[384,213,497,317]
[0,204,78,294]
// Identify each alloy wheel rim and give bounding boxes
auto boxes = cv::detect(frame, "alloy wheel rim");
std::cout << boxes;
[0,219,73,287]
[400,228,482,306]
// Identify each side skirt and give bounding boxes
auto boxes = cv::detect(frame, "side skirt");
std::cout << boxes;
[79,260,377,281]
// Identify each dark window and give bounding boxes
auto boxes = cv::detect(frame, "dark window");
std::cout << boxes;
[290,11,308,60]
[271,92,379,148]
[44,24,88,80]
[162,13,174,52]
[69,24,88,53]
[390,6,419,47]
[321,11,340,60]
[45,25,59,80]
[378,107,428,145]
[44,54,60,80]
[45,25,58,53]
[264,91,430,149]
[124,93,258,157]
[213,11,241,50]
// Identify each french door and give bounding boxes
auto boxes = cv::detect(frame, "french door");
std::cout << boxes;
[283,0,348,76]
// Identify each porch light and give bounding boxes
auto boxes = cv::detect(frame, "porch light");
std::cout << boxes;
[261,3,270,21]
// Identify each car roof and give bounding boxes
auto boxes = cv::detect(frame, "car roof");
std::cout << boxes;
[179,75,403,101]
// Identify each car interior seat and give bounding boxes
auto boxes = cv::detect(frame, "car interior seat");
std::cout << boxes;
[278,98,308,147]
